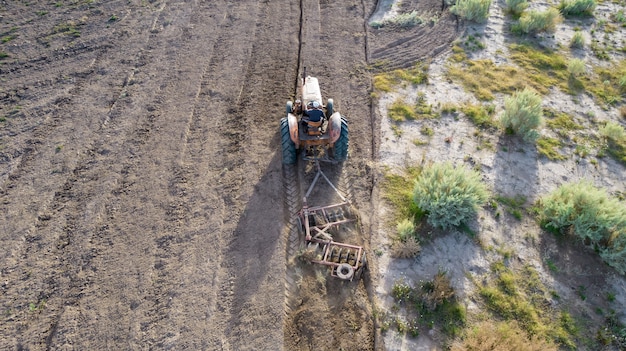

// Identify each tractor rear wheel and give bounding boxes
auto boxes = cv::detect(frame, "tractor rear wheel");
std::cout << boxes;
[332,116,348,162]
[281,117,297,165]
[336,263,354,280]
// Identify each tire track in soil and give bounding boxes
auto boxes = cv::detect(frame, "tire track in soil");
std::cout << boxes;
[1,28,152,351]
[2,0,296,348]
[133,2,267,348]
[205,1,301,348]
[367,0,463,70]
[0,1,166,233]
[0,0,162,187]
[0,2,209,349]
[282,0,377,350]
[48,1,237,347]
[77,1,298,349]
[87,3,249,349]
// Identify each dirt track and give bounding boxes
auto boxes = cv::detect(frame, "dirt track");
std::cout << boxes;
[0,1,459,349]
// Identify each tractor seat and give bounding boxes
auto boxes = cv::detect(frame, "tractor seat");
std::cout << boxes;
[307,120,323,135]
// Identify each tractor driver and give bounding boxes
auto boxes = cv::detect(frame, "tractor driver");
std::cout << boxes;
[304,100,324,123]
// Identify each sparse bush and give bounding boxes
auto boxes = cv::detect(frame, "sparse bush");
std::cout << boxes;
[537,137,565,160]
[374,64,429,92]
[415,92,438,118]
[450,0,492,23]
[539,181,626,274]
[382,167,425,223]
[423,271,455,308]
[570,31,585,48]
[568,58,587,77]
[505,0,529,17]
[500,88,543,142]
[478,263,579,346]
[413,162,489,229]
[514,8,562,34]
[451,321,559,351]
[420,125,434,136]
[612,9,626,25]
[392,279,414,303]
[559,0,596,17]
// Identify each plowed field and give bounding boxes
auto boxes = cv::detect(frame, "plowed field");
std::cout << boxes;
[0,1,459,349]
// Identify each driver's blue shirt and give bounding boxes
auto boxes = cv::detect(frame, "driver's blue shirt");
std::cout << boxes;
[306,109,324,122]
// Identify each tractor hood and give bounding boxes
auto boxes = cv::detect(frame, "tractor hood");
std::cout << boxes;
[301,76,323,105]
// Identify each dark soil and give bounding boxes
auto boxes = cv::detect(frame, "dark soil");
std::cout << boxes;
[0,0,460,349]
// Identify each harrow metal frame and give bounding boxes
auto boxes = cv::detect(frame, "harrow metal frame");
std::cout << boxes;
[296,161,366,280]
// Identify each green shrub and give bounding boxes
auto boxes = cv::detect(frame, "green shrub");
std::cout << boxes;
[514,8,562,34]
[568,58,587,77]
[392,11,426,28]
[413,162,489,229]
[539,181,626,274]
[450,0,492,23]
[620,75,626,91]
[570,31,585,48]
[388,98,416,121]
[600,122,626,141]
[559,0,596,17]
[500,88,543,142]
[600,122,626,164]
[371,11,436,28]
[505,0,529,17]
[397,219,416,240]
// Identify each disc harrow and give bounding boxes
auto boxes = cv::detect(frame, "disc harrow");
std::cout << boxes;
[296,161,367,281]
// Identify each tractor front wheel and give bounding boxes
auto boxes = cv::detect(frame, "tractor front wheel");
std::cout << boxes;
[326,98,334,118]
[281,117,297,165]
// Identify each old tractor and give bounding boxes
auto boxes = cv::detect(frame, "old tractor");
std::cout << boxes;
[280,70,349,164]
[279,71,366,280]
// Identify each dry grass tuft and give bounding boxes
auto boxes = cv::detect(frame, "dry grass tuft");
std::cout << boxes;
[451,321,558,351]
[390,236,422,258]
[297,247,321,263]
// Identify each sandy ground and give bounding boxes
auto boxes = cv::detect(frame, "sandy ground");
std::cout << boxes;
[0,0,462,350]
[370,0,626,350]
